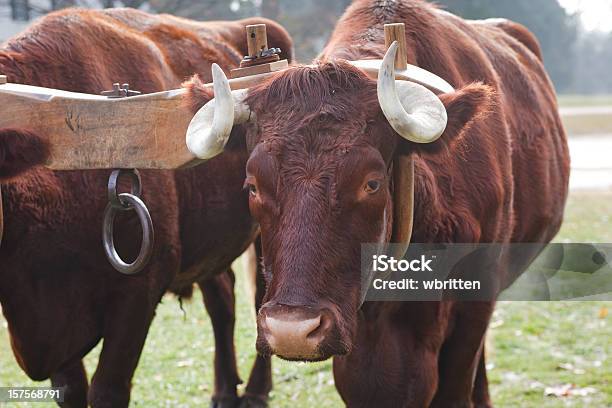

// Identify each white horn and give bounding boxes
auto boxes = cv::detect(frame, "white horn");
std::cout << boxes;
[377,42,448,144]
[186,63,252,160]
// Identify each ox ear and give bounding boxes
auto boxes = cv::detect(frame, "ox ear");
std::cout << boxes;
[400,82,495,155]
[0,129,49,180]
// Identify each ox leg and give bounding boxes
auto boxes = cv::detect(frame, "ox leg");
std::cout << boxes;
[430,302,494,408]
[242,239,272,408]
[472,345,493,408]
[199,269,242,408]
[88,287,156,408]
[50,360,88,408]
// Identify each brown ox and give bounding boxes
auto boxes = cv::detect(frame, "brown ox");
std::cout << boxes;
[185,0,570,406]
[0,8,292,408]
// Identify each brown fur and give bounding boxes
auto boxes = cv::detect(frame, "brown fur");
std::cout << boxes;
[186,0,569,407]
[0,8,292,407]
[0,129,49,180]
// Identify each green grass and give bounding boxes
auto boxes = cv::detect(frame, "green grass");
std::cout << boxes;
[558,94,612,108]
[561,114,612,136]
[557,94,612,135]
[1,191,611,407]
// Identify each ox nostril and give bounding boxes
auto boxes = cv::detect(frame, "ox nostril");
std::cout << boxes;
[307,311,333,340]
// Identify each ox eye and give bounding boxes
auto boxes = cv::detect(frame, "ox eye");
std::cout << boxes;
[365,180,381,194]
[244,181,258,197]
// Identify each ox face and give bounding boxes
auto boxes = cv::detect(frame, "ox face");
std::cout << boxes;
[186,51,492,361]
[243,66,396,360]
[248,142,391,361]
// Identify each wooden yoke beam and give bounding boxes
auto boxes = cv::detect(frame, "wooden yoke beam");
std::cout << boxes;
[230,24,288,79]
[0,72,275,170]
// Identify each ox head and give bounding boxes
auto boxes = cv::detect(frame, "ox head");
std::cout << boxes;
[186,43,492,361]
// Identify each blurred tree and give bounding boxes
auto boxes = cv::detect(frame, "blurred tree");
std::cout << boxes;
[437,0,578,92]
[9,0,608,94]
[261,0,279,19]
[10,0,31,20]
[145,0,346,61]
[50,0,76,9]
[148,0,256,19]
[570,30,612,94]
[274,0,346,60]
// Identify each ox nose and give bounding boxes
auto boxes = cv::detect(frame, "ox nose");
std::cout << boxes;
[258,303,334,360]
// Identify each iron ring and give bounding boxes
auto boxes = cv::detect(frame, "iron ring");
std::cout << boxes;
[102,193,154,275]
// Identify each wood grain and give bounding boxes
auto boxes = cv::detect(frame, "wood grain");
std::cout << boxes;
[246,24,268,57]
[0,71,280,170]
[384,23,408,71]
[231,59,288,79]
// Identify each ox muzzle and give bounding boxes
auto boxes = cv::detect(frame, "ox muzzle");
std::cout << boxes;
[256,302,348,361]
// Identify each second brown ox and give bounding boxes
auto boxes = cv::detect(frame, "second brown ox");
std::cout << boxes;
[0,8,292,408]
[185,0,570,406]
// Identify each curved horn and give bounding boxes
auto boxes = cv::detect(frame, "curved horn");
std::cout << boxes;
[186,64,252,160]
[377,42,448,144]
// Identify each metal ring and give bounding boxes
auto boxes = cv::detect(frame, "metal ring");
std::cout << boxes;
[108,169,142,210]
[102,193,154,275]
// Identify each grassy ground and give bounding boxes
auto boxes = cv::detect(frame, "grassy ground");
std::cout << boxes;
[558,95,612,108]
[561,115,612,137]
[0,191,610,407]
[557,95,612,136]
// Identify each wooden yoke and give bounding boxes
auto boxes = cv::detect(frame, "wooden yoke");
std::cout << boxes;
[230,24,289,79]
[385,23,408,71]
[0,85,194,170]
[0,63,279,170]
[246,24,271,59]
[385,23,416,256]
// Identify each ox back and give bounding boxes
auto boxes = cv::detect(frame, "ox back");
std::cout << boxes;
[0,8,291,407]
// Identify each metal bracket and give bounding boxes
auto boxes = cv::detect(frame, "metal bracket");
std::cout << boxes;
[101,83,141,98]
[241,47,282,65]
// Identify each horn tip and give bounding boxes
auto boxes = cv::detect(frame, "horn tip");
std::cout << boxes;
[384,41,399,64]
[211,63,222,75]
